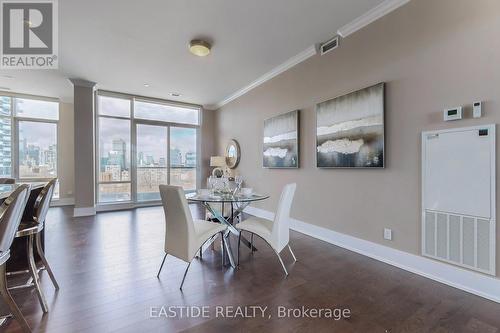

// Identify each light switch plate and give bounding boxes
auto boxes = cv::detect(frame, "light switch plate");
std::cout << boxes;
[473,101,482,118]
[384,228,392,241]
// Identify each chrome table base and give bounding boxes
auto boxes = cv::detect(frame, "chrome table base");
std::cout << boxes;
[202,202,258,269]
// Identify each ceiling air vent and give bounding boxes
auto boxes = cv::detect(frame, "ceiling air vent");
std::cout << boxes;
[320,36,339,55]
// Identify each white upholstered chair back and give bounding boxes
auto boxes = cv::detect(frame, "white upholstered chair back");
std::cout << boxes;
[33,178,56,225]
[271,183,296,253]
[0,185,29,254]
[159,185,196,262]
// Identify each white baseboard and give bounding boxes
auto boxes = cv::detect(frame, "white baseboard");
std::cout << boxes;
[73,206,96,217]
[244,206,500,303]
[51,197,75,207]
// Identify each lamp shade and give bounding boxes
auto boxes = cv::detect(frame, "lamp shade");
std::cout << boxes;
[210,156,226,167]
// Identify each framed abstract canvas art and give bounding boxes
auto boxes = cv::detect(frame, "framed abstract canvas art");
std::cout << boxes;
[263,110,299,168]
[316,83,385,168]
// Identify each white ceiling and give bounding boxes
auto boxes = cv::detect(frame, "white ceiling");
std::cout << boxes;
[0,0,386,107]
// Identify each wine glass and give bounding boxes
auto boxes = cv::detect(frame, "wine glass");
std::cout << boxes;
[233,176,243,195]
[207,176,215,195]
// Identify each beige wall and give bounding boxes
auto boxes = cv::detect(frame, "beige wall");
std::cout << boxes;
[58,102,75,199]
[201,109,216,182]
[216,0,500,276]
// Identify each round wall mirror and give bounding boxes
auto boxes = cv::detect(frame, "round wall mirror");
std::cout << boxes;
[225,139,240,169]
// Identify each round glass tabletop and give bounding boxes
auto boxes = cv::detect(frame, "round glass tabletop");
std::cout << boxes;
[186,191,269,203]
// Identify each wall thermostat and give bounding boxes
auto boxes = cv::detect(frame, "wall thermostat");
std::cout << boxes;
[443,107,463,121]
[473,101,482,118]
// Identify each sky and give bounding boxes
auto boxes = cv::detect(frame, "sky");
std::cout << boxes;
[134,101,198,125]
[16,98,59,120]
[137,125,196,160]
[98,96,199,125]
[0,97,58,150]
[99,117,196,163]
[19,121,57,150]
[99,117,131,160]
[98,96,198,166]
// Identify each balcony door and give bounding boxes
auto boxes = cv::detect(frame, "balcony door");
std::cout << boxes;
[135,123,168,201]
[169,127,197,191]
[135,123,197,202]
[97,92,200,206]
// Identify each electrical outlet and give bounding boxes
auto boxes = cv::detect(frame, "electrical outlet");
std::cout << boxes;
[384,228,392,241]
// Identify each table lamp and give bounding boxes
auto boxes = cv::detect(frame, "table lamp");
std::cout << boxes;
[210,156,226,177]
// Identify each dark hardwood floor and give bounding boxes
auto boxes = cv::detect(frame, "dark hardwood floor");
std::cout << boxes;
[1,205,500,332]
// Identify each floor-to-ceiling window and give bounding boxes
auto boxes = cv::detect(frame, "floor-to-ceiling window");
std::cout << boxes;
[96,91,200,205]
[0,94,59,196]
[97,95,132,203]
[136,123,168,201]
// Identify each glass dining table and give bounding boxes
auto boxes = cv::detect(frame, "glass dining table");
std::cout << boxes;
[186,191,269,268]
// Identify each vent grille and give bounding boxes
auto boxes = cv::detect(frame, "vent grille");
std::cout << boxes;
[423,210,495,275]
[320,36,339,55]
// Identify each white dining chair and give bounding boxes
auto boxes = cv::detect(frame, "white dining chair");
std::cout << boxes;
[236,183,297,276]
[0,185,31,332]
[13,179,59,314]
[156,185,227,289]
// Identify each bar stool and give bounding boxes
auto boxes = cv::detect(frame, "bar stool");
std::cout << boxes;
[0,185,32,333]
[12,179,59,313]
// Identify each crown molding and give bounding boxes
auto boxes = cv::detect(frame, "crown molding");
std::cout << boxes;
[337,0,411,38]
[209,45,317,110]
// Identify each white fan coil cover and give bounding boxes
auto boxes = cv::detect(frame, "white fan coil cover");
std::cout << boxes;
[421,124,495,275]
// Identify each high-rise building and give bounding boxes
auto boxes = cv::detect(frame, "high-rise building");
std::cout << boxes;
[111,138,126,170]
[26,144,40,166]
[100,156,109,171]
[170,148,182,166]
[146,155,154,166]
[19,137,27,163]
[138,151,145,166]
[43,144,57,170]
[0,105,11,176]
[185,152,196,167]
[108,151,124,170]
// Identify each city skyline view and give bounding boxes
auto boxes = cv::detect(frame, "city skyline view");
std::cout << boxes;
[100,130,196,171]
[19,121,58,178]
[99,126,197,202]
[97,95,199,202]
[0,96,58,180]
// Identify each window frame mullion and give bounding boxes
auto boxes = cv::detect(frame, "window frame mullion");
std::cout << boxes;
[96,91,201,206]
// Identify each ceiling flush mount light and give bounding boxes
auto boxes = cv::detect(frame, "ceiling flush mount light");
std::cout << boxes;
[189,39,211,57]
[143,83,149,87]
